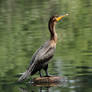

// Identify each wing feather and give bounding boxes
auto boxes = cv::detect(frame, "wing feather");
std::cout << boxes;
[27,41,56,75]
[18,41,56,81]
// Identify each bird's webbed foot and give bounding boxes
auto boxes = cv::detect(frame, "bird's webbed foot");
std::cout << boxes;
[45,70,53,77]
[44,74,53,77]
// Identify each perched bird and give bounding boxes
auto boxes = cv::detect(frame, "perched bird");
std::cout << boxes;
[18,14,69,81]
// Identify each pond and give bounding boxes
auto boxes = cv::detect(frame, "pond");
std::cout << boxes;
[0,0,92,92]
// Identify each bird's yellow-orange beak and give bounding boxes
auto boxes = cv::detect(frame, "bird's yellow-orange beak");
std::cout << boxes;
[56,14,69,21]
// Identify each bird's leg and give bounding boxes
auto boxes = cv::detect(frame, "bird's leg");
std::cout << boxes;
[45,69,49,77]
[44,64,50,77]
[39,70,42,77]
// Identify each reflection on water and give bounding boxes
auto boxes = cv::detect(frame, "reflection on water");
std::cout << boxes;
[0,0,92,92]
[19,87,50,92]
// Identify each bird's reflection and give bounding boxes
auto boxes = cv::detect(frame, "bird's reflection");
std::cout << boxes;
[40,87,49,92]
[19,86,50,92]
[19,87,29,92]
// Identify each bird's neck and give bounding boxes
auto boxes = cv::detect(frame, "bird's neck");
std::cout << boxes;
[48,22,57,43]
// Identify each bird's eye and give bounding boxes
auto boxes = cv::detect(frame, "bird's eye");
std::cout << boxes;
[54,16,59,21]
[53,18,57,22]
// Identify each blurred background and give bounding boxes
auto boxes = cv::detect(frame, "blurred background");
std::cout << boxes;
[0,0,92,92]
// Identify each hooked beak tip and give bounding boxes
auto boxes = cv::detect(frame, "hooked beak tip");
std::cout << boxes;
[64,13,69,16]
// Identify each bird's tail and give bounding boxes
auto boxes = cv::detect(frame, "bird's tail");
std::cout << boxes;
[18,70,30,82]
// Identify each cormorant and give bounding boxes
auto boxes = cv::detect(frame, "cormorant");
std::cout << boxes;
[18,14,69,81]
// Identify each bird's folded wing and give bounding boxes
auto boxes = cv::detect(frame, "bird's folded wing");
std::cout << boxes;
[27,44,55,74]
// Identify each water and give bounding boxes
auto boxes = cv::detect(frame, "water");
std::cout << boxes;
[0,0,92,92]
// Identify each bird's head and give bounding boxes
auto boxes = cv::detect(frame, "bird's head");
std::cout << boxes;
[49,14,69,24]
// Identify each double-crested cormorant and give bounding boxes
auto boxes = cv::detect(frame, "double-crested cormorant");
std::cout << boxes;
[18,14,69,81]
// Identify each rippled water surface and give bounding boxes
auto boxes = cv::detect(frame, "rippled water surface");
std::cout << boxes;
[0,0,92,92]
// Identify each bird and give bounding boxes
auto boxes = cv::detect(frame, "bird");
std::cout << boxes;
[18,14,69,82]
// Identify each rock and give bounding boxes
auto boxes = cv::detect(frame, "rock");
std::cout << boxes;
[32,76,64,84]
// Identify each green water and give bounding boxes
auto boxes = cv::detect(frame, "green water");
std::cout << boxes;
[0,0,92,92]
